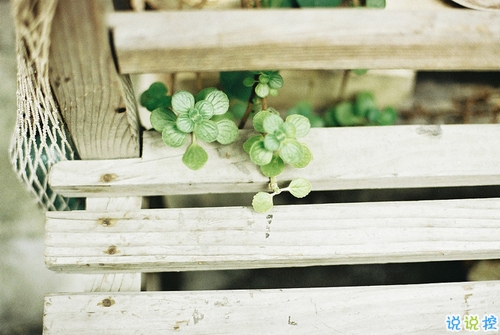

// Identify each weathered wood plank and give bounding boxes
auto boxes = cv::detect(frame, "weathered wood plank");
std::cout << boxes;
[49,125,500,197]
[45,198,500,272]
[108,9,500,73]
[49,0,140,159]
[83,197,143,292]
[43,280,500,334]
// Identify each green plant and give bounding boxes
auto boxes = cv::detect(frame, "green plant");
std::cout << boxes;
[141,83,238,170]
[324,91,397,127]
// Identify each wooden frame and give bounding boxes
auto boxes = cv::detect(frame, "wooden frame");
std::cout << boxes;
[40,0,500,334]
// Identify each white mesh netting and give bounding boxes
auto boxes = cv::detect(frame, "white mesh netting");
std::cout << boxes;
[10,0,83,211]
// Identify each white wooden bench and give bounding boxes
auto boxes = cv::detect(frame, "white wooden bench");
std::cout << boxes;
[41,0,500,333]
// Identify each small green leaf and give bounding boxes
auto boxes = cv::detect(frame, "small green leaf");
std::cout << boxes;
[150,107,177,132]
[285,114,310,138]
[195,87,217,101]
[255,83,270,98]
[290,143,312,168]
[280,122,296,138]
[249,140,273,166]
[377,107,397,125]
[194,120,219,143]
[263,113,284,134]
[352,69,369,76]
[288,178,311,198]
[216,119,238,145]
[243,76,256,87]
[148,82,168,96]
[354,91,377,117]
[162,123,187,148]
[260,155,285,177]
[182,143,208,170]
[252,192,274,213]
[195,100,215,120]
[296,0,342,7]
[253,110,272,133]
[205,90,230,115]
[258,74,270,84]
[334,102,365,126]
[366,0,385,8]
[268,73,284,89]
[176,113,195,133]
[279,139,302,164]
[244,135,264,153]
[172,91,195,113]
[264,133,281,152]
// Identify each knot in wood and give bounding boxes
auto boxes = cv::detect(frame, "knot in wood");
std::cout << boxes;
[100,173,117,183]
[105,245,118,255]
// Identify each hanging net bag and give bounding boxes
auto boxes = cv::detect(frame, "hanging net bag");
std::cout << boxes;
[10,0,83,211]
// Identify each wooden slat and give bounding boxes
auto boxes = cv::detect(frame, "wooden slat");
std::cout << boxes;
[45,198,500,272]
[49,125,500,198]
[49,0,140,159]
[43,280,500,334]
[108,9,500,73]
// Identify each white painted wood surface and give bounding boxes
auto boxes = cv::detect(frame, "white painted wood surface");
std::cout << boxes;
[45,198,500,272]
[49,125,500,197]
[83,197,143,292]
[108,8,500,73]
[43,280,500,334]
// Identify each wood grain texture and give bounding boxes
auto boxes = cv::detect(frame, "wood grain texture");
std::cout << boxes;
[49,0,140,159]
[45,198,500,272]
[82,197,143,291]
[49,125,500,197]
[43,280,500,334]
[108,8,500,73]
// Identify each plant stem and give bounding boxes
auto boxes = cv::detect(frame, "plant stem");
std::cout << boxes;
[238,74,260,129]
[261,97,268,111]
[269,176,280,194]
[336,69,351,103]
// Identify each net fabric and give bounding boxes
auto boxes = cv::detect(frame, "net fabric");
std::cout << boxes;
[10,0,82,211]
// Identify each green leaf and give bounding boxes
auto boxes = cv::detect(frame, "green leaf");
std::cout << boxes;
[280,122,296,138]
[288,178,312,198]
[264,133,281,152]
[194,120,219,143]
[195,100,215,120]
[334,102,365,126]
[285,114,310,137]
[263,113,284,134]
[150,107,177,132]
[195,87,217,101]
[252,192,274,213]
[260,155,285,177]
[290,143,312,168]
[366,0,385,8]
[148,82,168,96]
[296,0,342,7]
[253,110,272,133]
[279,139,302,164]
[244,135,264,153]
[172,91,195,113]
[162,123,187,148]
[377,107,397,125]
[205,90,230,115]
[268,73,284,89]
[176,113,195,133]
[352,69,369,76]
[219,72,253,101]
[354,91,377,117]
[243,76,256,87]
[255,83,270,98]
[216,119,238,145]
[249,140,273,166]
[182,143,208,170]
